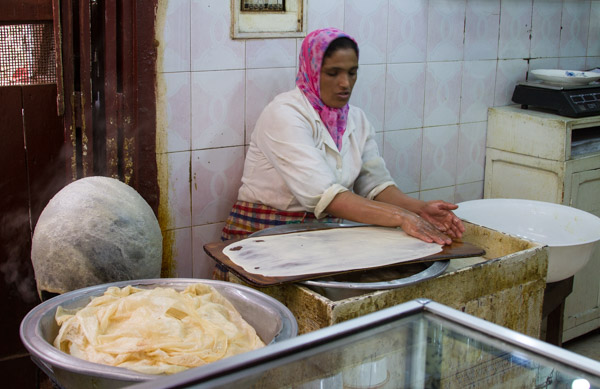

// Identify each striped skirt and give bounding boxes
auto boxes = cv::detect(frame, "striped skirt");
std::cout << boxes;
[221,200,341,241]
[214,201,340,280]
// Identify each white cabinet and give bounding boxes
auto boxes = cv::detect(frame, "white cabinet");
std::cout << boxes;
[484,105,600,342]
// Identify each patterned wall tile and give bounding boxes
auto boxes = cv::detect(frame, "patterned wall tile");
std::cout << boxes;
[161,0,190,72]
[420,125,458,191]
[455,181,484,203]
[246,39,297,69]
[307,0,345,32]
[456,122,487,185]
[424,61,462,127]
[383,129,422,194]
[192,223,225,279]
[165,151,192,229]
[530,0,562,58]
[384,63,426,131]
[191,70,245,150]
[388,0,429,63]
[160,72,191,153]
[464,0,500,61]
[245,67,296,143]
[460,60,497,123]
[420,186,455,203]
[494,59,528,106]
[426,0,466,62]
[351,64,386,131]
[559,0,591,58]
[589,1,600,56]
[345,0,389,64]
[163,228,193,277]
[191,147,245,226]
[498,0,533,59]
[191,0,245,71]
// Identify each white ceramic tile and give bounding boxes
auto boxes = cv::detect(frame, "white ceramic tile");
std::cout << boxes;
[587,56,600,69]
[161,0,190,72]
[426,0,466,62]
[494,59,528,107]
[163,228,193,278]
[160,72,191,153]
[191,0,245,71]
[387,0,429,63]
[344,0,389,64]
[374,131,384,153]
[420,125,459,191]
[382,129,422,193]
[559,0,591,58]
[454,181,484,203]
[456,122,486,184]
[384,63,426,131]
[460,60,497,123]
[530,0,562,58]
[420,186,455,203]
[246,39,297,69]
[350,64,386,131]
[245,67,296,143]
[166,151,192,229]
[498,0,533,59]
[191,70,245,150]
[589,2,600,56]
[464,0,500,61]
[192,223,224,279]
[558,57,587,71]
[423,61,462,127]
[191,147,245,226]
[307,0,345,32]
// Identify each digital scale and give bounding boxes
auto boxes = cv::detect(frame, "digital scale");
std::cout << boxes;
[512,81,600,118]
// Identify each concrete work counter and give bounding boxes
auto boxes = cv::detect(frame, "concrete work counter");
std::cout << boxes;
[229,222,548,339]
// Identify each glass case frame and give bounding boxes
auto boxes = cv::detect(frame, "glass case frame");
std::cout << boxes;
[131,299,600,389]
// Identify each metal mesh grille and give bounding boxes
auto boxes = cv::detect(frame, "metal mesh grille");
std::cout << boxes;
[0,23,56,86]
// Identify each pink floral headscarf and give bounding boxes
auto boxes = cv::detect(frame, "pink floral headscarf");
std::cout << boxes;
[296,28,358,151]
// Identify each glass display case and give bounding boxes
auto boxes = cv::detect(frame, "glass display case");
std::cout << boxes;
[131,299,600,389]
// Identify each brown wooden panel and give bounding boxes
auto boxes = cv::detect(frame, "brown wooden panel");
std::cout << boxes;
[104,0,119,178]
[0,86,40,358]
[60,0,76,180]
[79,0,94,175]
[22,84,66,227]
[0,0,53,22]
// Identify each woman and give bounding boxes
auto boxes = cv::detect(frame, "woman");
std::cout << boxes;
[222,28,464,247]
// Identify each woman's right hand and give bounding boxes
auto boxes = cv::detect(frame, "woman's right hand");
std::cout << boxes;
[396,209,453,245]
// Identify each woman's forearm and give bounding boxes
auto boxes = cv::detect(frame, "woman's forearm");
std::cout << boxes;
[324,191,410,227]
[373,186,426,215]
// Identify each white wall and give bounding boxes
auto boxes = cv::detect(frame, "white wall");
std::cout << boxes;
[156,0,600,278]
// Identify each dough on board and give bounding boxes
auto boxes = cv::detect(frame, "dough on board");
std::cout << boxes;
[223,226,443,277]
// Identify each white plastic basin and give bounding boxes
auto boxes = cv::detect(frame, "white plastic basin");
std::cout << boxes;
[455,199,600,283]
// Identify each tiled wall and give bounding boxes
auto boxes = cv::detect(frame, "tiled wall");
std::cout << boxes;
[156,0,600,279]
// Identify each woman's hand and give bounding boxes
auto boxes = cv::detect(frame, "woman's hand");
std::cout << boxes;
[416,200,465,240]
[396,209,454,245]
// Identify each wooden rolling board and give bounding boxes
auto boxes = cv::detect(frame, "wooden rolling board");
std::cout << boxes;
[204,225,485,287]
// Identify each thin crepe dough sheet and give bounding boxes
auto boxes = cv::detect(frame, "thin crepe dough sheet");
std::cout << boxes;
[223,226,443,278]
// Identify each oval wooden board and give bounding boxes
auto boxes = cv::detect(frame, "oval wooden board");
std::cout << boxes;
[204,225,485,287]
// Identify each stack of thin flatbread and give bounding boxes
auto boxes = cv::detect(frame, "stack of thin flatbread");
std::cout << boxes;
[53,283,265,375]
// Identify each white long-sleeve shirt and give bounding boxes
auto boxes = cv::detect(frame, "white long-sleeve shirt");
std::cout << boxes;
[237,87,396,219]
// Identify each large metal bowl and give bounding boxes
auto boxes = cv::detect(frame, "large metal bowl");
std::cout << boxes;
[20,278,298,389]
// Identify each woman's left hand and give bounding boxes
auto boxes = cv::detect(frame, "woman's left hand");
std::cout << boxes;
[417,201,465,240]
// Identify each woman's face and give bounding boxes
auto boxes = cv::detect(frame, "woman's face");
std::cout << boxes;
[319,47,358,109]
